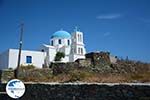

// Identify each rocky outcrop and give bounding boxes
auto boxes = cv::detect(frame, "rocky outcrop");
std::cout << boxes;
[50,51,150,75]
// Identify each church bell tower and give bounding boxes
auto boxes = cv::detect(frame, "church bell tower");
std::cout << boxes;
[69,27,86,61]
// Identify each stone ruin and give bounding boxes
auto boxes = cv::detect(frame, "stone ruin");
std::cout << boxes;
[50,51,117,74]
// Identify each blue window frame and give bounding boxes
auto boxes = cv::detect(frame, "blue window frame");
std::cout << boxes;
[26,56,32,63]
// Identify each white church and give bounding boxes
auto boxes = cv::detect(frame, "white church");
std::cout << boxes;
[0,29,86,69]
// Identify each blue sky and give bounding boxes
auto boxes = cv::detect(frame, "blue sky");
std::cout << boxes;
[0,0,150,62]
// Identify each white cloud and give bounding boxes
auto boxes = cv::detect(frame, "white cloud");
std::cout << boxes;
[103,32,111,37]
[96,14,122,20]
[140,18,150,23]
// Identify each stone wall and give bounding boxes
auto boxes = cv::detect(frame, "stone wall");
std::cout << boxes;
[86,52,111,66]
[50,62,79,75]
[0,83,150,100]
[75,58,92,67]
[0,66,53,82]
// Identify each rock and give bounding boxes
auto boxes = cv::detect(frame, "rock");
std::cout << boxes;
[0,69,14,83]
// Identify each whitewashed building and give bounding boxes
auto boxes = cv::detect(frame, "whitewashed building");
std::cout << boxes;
[0,29,86,69]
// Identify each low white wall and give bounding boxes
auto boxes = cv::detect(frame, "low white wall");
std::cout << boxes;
[72,54,85,62]
[61,55,69,62]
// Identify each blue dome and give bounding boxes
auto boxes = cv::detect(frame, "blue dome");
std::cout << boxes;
[51,30,71,38]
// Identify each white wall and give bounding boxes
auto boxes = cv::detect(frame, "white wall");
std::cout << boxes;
[6,49,46,69]
[0,50,9,69]
[59,46,71,55]
[40,44,57,63]
[61,55,69,62]
[48,48,56,62]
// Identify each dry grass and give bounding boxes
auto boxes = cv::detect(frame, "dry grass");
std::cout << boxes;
[16,65,150,83]
[83,74,128,83]
[129,71,150,82]
[18,69,150,83]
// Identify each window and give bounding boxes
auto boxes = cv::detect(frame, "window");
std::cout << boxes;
[58,39,61,44]
[79,34,80,42]
[68,40,70,45]
[80,34,82,42]
[51,40,53,46]
[74,48,76,53]
[78,48,80,54]
[78,34,80,42]
[81,48,83,54]
[26,56,32,63]
[41,49,44,52]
